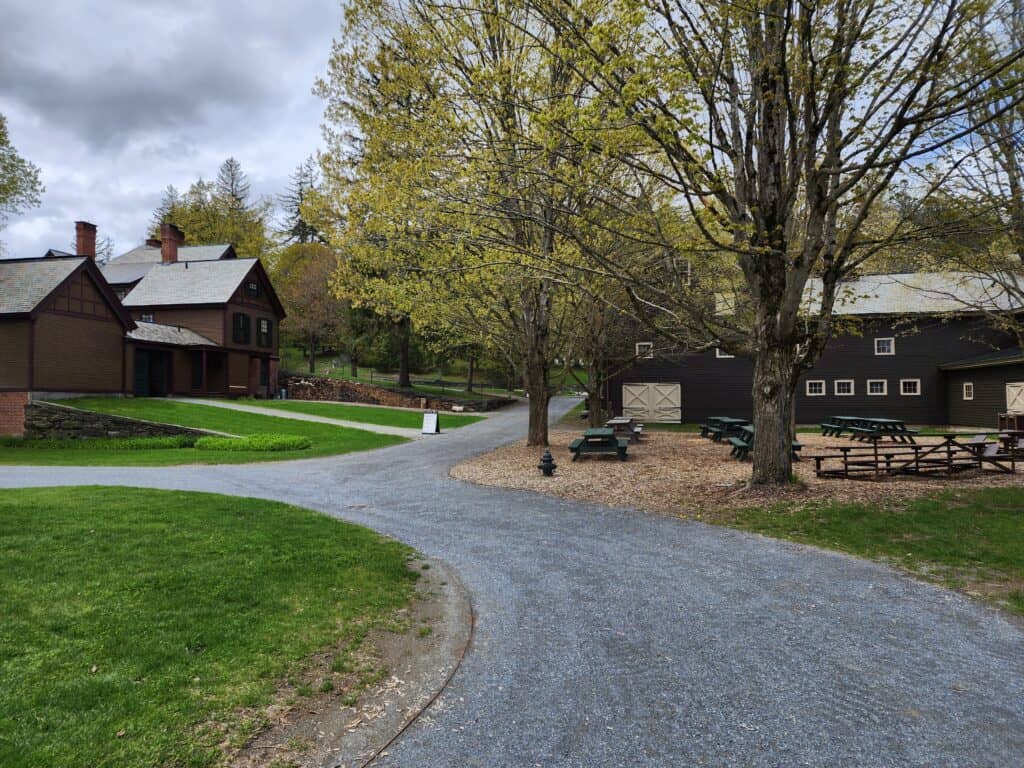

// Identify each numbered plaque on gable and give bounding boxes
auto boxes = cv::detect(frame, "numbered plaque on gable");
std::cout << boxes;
[422,411,440,434]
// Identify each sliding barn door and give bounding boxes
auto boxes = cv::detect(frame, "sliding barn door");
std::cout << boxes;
[1006,382,1024,414]
[621,383,681,423]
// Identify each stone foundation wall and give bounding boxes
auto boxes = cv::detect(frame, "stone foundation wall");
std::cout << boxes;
[0,392,29,437]
[23,401,210,440]
[283,374,513,412]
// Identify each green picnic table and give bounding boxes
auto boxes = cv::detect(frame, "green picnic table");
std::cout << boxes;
[702,416,750,441]
[569,428,629,461]
[821,416,918,443]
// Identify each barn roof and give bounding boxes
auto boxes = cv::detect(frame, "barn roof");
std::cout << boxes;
[0,256,86,315]
[122,258,259,307]
[127,321,217,347]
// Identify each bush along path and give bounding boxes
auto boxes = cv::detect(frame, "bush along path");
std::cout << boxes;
[0,398,1021,768]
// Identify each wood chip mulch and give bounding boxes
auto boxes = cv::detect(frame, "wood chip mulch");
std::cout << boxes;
[450,430,1024,522]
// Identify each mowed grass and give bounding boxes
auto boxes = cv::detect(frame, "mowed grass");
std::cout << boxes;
[728,487,1024,615]
[0,487,418,768]
[0,398,407,466]
[243,398,484,429]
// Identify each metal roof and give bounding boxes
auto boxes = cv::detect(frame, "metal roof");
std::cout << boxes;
[0,256,86,314]
[122,258,258,307]
[804,272,1023,316]
[939,346,1024,371]
[127,321,216,347]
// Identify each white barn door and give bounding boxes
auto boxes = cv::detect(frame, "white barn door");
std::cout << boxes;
[1006,382,1024,414]
[622,383,681,423]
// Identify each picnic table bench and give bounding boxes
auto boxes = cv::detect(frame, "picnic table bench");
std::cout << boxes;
[701,416,749,442]
[728,424,802,461]
[569,428,629,461]
[606,416,643,443]
[821,416,918,443]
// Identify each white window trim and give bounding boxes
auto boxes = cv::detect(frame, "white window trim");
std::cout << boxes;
[140,312,154,323]
[805,379,826,397]
[963,382,974,401]
[874,337,895,356]
[900,378,921,396]
[834,379,855,396]
[715,347,735,359]
[635,342,654,359]
[867,379,888,396]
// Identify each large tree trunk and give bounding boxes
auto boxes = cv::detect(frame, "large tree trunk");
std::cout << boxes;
[525,366,551,445]
[522,282,552,446]
[750,340,798,485]
[465,356,475,392]
[349,356,358,378]
[395,317,412,388]
[587,360,604,428]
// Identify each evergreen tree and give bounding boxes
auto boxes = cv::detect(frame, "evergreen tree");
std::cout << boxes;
[279,156,323,244]
[215,157,250,211]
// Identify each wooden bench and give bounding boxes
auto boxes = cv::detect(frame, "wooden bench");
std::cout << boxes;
[820,422,844,437]
[728,429,802,461]
[569,436,629,461]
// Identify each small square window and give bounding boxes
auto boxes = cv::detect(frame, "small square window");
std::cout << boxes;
[900,379,921,396]
[140,312,154,323]
[245,280,261,298]
[715,348,735,359]
[867,379,887,396]
[963,382,974,400]
[806,380,825,396]
[874,337,895,356]
[834,379,855,396]
[635,342,654,359]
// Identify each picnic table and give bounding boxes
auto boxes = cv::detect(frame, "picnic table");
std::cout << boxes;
[606,416,643,443]
[727,424,803,461]
[997,430,1024,454]
[820,416,918,443]
[701,416,750,441]
[569,427,629,461]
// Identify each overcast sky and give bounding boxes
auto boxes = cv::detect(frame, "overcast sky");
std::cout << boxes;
[0,0,341,259]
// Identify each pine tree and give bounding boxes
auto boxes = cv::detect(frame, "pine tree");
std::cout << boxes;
[215,158,250,210]
[279,156,323,244]
[150,185,181,229]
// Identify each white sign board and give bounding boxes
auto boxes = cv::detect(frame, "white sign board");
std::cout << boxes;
[422,411,440,434]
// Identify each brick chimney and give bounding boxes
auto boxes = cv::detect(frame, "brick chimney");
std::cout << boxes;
[160,223,184,263]
[75,221,97,260]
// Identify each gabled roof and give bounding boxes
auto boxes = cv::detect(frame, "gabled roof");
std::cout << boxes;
[110,243,235,264]
[128,321,217,347]
[122,258,260,307]
[939,346,1024,371]
[0,256,88,315]
[803,272,1024,316]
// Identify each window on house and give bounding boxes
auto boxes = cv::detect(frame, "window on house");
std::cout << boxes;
[867,379,888,396]
[834,379,855,396]
[874,337,895,356]
[232,312,251,344]
[245,280,261,298]
[257,318,272,348]
[140,312,154,323]
[635,341,654,359]
[806,380,825,396]
[963,382,974,400]
[900,378,921,396]
[715,348,735,359]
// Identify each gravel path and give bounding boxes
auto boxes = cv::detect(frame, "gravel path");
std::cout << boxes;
[1,398,1021,767]
[175,397,424,438]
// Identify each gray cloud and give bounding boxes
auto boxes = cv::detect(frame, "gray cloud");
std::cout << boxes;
[0,0,339,257]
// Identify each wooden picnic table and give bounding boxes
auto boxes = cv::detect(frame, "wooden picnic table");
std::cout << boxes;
[570,428,629,461]
[703,416,750,441]
[606,416,643,443]
[821,416,917,443]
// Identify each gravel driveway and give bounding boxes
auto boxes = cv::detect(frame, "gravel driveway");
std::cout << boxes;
[2,398,1021,767]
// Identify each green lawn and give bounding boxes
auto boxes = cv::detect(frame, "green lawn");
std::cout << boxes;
[0,398,407,466]
[242,399,484,429]
[727,487,1024,616]
[0,487,418,768]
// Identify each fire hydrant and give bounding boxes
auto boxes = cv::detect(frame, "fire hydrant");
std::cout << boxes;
[538,448,557,477]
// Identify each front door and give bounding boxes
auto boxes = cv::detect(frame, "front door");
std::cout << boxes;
[1006,382,1024,414]
[622,383,682,422]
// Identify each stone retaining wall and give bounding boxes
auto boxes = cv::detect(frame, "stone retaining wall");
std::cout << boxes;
[23,401,210,440]
[283,374,513,412]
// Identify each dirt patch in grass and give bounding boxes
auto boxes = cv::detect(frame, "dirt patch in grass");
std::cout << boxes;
[226,557,471,768]
[451,430,1023,522]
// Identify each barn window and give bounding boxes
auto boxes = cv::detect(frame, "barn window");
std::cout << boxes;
[805,380,825,396]
[867,379,888,396]
[900,378,921,396]
[962,382,974,401]
[834,379,855,396]
[140,312,154,323]
[232,313,251,344]
[635,342,654,359]
[874,337,895,356]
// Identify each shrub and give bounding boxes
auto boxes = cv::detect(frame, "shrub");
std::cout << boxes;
[0,435,198,451]
[194,434,312,452]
